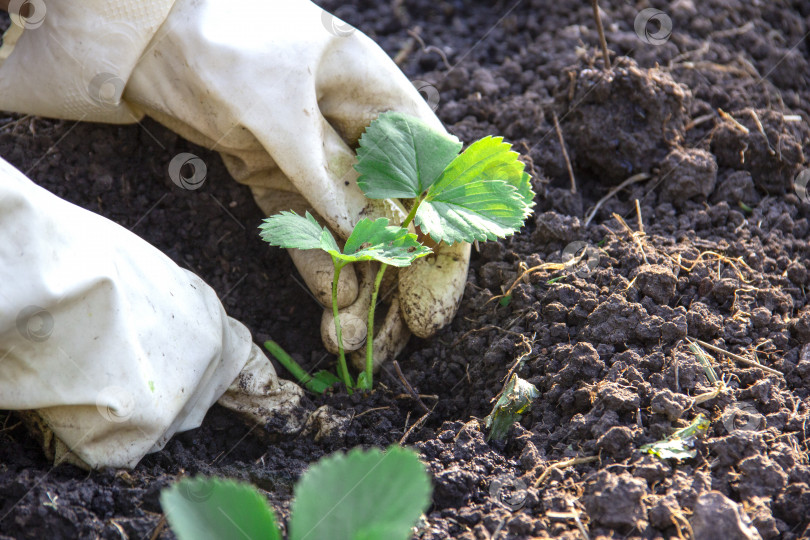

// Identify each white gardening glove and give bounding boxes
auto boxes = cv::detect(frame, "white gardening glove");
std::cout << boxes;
[0,0,471,371]
[0,158,303,469]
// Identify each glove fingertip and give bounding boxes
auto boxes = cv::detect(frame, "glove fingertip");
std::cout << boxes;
[399,242,471,338]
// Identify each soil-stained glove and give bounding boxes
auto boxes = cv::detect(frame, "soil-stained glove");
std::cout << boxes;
[0,0,471,370]
[0,158,303,469]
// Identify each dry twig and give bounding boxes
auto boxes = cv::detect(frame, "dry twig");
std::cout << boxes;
[392,360,430,413]
[400,407,433,445]
[584,173,650,226]
[612,213,649,266]
[590,0,610,70]
[406,28,452,70]
[695,339,782,377]
[535,456,598,486]
[665,249,754,283]
[718,108,750,133]
[553,111,577,194]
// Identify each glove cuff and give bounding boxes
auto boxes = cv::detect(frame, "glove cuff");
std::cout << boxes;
[0,0,175,122]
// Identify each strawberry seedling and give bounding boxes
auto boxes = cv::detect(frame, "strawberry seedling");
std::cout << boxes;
[260,112,535,392]
[160,446,431,540]
[260,212,430,392]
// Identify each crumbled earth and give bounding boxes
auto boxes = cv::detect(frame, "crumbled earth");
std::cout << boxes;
[2,0,810,539]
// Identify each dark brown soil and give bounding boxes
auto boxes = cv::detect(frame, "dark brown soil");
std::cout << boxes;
[2,1,810,538]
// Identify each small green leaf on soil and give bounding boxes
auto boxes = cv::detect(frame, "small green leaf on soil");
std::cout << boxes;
[499,295,512,307]
[485,374,539,441]
[639,414,710,461]
[161,477,281,540]
[289,446,431,540]
[355,111,462,199]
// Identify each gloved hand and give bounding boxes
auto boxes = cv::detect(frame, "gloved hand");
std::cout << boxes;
[0,0,471,370]
[0,157,303,469]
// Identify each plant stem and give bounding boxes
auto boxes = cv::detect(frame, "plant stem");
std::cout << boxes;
[402,195,423,229]
[362,195,424,389]
[331,259,353,394]
[364,262,388,389]
[264,340,312,385]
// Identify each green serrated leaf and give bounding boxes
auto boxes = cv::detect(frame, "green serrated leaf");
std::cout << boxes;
[161,477,281,540]
[417,179,528,243]
[289,446,431,540]
[431,136,533,205]
[416,136,534,244]
[260,212,429,268]
[356,111,462,199]
[259,211,324,251]
[323,217,432,267]
[485,374,539,441]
